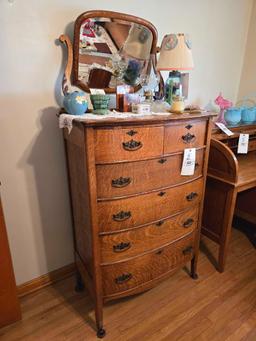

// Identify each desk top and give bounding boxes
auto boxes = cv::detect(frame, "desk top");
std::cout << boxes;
[237,151,256,189]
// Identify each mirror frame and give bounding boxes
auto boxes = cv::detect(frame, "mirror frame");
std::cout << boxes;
[72,10,158,93]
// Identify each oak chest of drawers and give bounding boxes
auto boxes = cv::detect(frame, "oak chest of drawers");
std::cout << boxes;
[63,113,213,337]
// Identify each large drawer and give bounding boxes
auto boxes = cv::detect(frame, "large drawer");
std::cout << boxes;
[102,232,195,296]
[100,206,199,263]
[98,178,203,232]
[164,120,207,154]
[94,126,164,163]
[96,149,204,199]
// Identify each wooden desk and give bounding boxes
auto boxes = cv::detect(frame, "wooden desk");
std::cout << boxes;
[202,124,256,272]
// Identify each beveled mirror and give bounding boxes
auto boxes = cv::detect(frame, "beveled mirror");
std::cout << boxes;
[60,10,158,94]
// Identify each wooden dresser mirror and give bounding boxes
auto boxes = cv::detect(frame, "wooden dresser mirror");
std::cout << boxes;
[60,10,159,94]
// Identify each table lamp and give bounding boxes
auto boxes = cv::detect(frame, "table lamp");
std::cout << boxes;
[157,33,194,112]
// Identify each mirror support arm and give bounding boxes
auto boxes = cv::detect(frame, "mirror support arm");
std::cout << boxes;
[59,34,73,95]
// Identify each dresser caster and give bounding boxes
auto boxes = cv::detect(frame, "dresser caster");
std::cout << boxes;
[75,272,84,292]
[191,272,199,280]
[97,328,106,338]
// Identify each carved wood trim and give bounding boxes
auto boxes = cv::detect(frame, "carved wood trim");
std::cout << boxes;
[59,34,73,95]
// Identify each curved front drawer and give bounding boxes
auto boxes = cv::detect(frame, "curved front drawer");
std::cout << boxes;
[164,120,207,154]
[98,178,203,232]
[94,126,164,163]
[96,149,204,199]
[100,206,199,263]
[102,233,195,296]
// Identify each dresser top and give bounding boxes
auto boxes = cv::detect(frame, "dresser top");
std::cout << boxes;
[69,111,216,128]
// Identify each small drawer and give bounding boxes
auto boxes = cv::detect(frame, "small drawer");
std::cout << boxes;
[164,120,207,154]
[98,178,203,232]
[94,126,164,163]
[102,232,195,296]
[100,206,199,262]
[96,149,204,198]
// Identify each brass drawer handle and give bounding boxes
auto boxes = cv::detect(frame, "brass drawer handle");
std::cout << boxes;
[122,139,143,151]
[158,191,166,197]
[112,177,131,188]
[186,192,198,201]
[112,211,131,222]
[182,246,193,255]
[183,218,194,228]
[158,158,167,164]
[182,133,196,144]
[115,273,132,284]
[156,220,164,227]
[113,242,131,253]
[126,129,138,136]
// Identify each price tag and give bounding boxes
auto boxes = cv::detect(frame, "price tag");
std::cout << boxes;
[215,122,234,136]
[90,88,105,95]
[237,133,249,154]
[181,148,196,176]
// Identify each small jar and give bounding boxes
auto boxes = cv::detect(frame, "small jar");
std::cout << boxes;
[224,107,241,126]
[241,107,256,124]
[170,95,185,113]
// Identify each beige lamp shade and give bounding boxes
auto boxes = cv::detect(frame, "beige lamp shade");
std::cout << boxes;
[122,23,153,60]
[157,33,194,71]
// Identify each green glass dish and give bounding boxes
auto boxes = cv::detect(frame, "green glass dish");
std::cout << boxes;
[90,94,110,115]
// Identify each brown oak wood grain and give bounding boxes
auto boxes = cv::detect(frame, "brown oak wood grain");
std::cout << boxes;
[94,126,164,163]
[101,232,195,296]
[164,119,207,153]
[98,178,203,232]
[63,112,213,336]
[100,206,199,262]
[96,149,205,198]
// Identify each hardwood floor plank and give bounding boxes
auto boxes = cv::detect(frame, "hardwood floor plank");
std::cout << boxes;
[0,229,255,341]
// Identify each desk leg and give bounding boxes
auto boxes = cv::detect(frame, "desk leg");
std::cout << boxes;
[218,188,237,272]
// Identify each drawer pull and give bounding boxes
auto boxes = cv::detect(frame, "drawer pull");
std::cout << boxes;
[112,177,131,188]
[185,124,193,130]
[122,139,142,151]
[186,192,198,201]
[183,218,194,228]
[158,158,167,164]
[182,246,193,255]
[126,129,138,136]
[158,191,166,197]
[113,242,131,253]
[182,133,196,144]
[115,273,132,284]
[156,220,164,227]
[113,211,131,222]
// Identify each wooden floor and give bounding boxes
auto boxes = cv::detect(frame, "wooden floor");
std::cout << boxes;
[1,229,256,341]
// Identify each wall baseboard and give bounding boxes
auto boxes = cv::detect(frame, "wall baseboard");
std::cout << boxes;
[17,263,76,298]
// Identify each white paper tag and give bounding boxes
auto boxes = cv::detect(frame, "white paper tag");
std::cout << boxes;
[237,133,249,154]
[181,148,196,176]
[215,122,234,136]
[90,88,105,95]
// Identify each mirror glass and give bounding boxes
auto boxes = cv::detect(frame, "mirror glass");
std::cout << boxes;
[77,17,154,91]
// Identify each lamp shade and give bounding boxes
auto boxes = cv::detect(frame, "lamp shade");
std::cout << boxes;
[157,33,194,71]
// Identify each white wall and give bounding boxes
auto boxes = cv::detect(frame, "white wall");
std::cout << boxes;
[0,0,253,285]
[238,0,256,100]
